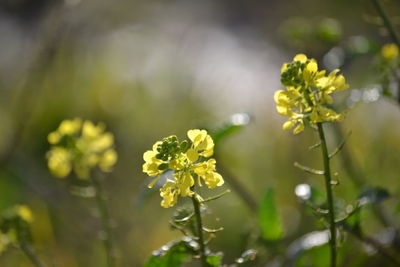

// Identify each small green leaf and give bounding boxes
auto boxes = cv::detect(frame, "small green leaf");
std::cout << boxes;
[258,188,284,241]
[206,252,223,266]
[359,187,390,206]
[144,239,196,267]
[211,113,250,144]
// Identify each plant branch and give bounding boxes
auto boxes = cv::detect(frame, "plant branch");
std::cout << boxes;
[191,194,208,267]
[21,243,47,267]
[91,175,116,267]
[371,0,400,46]
[371,0,400,103]
[317,123,337,267]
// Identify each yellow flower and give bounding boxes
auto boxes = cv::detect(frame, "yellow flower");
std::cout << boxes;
[381,43,398,61]
[175,172,194,197]
[276,54,349,134]
[99,149,118,172]
[16,205,33,223]
[143,142,164,178]
[160,181,179,208]
[143,129,224,208]
[46,119,117,179]
[187,129,214,157]
[47,147,72,178]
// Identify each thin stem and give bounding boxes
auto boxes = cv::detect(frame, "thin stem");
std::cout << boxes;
[191,194,208,267]
[91,175,116,267]
[371,0,400,46]
[317,123,337,267]
[21,243,47,267]
[371,0,400,103]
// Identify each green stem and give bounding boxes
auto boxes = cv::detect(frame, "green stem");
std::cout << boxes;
[91,176,116,267]
[191,194,208,267]
[317,123,337,267]
[21,243,47,267]
[371,0,400,46]
[371,0,400,103]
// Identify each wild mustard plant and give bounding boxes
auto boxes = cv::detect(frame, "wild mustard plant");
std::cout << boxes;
[143,129,227,266]
[276,54,349,267]
[276,54,348,134]
[0,205,46,267]
[143,129,224,208]
[47,118,117,179]
[47,118,117,267]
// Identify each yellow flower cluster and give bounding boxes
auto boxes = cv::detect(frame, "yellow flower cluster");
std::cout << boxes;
[381,43,399,61]
[143,129,224,208]
[275,54,349,134]
[47,118,118,179]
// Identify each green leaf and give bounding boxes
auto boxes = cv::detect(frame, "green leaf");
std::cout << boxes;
[144,239,196,267]
[295,244,330,267]
[211,113,250,144]
[359,187,390,206]
[258,188,284,241]
[206,252,223,266]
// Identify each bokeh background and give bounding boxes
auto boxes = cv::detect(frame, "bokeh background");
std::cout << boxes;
[0,0,400,266]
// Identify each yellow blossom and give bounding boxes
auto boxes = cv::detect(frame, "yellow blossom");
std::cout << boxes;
[47,147,71,178]
[16,205,33,223]
[46,119,117,179]
[187,129,214,157]
[381,43,398,61]
[276,54,349,134]
[143,129,224,208]
[160,181,179,208]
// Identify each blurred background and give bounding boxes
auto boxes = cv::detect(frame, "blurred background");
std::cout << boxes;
[0,0,400,266]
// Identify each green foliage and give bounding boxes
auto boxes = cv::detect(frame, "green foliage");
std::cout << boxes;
[211,113,250,145]
[296,244,330,267]
[258,188,284,241]
[317,18,342,43]
[144,239,196,267]
[206,252,223,266]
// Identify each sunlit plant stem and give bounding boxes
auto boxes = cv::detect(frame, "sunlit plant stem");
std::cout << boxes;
[317,123,336,267]
[21,243,47,267]
[91,176,116,267]
[191,193,208,267]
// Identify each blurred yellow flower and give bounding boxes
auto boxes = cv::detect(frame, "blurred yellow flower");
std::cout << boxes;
[46,119,118,179]
[381,43,399,61]
[143,129,224,208]
[276,54,349,134]
[16,205,34,223]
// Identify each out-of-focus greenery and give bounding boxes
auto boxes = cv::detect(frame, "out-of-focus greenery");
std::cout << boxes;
[0,0,400,266]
